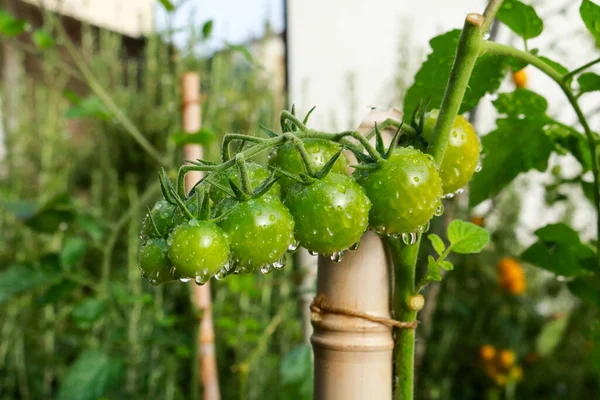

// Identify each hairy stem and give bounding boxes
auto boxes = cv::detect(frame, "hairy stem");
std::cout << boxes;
[482,40,600,260]
[385,236,421,400]
[431,14,484,165]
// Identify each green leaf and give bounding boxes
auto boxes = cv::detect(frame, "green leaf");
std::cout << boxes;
[202,20,213,39]
[538,56,569,75]
[440,260,454,271]
[71,298,107,329]
[57,350,123,400]
[536,315,570,357]
[280,346,313,399]
[581,0,600,45]
[497,0,544,40]
[568,275,600,307]
[32,29,55,49]
[225,42,257,66]
[60,237,88,268]
[521,223,594,277]
[158,0,175,12]
[428,234,446,256]
[470,90,556,206]
[0,264,61,305]
[77,214,105,241]
[404,30,507,120]
[0,10,27,36]
[171,128,217,146]
[447,220,490,254]
[417,256,443,292]
[578,72,600,94]
[65,96,111,120]
[36,279,79,305]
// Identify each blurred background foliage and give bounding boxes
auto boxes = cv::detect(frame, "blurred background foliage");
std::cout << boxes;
[0,1,599,399]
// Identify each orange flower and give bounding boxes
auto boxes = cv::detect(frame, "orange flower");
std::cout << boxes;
[480,344,496,361]
[471,216,485,227]
[497,257,526,295]
[498,349,515,370]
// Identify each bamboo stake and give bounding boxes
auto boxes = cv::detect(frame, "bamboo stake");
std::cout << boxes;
[182,72,221,400]
[312,108,402,400]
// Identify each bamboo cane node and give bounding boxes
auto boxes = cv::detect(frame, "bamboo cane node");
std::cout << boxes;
[181,99,201,110]
[310,294,417,329]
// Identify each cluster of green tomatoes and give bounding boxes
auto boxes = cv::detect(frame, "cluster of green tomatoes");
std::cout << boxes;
[138,108,481,286]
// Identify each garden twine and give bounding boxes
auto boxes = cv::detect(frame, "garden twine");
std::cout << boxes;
[310,294,418,329]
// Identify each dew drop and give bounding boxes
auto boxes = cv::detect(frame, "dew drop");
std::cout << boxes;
[434,203,445,216]
[475,161,482,172]
[330,251,344,263]
[401,232,418,245]
[260,264,273,274]
[288,241,299,252]
[349,242,360,251]
[442,192,455,199]
[195,274,209,285]
[273,257,286,269]
[455,188,465,195]
[180,277,191,283]
[308,250,318,256]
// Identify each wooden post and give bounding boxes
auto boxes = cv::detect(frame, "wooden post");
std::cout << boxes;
[311,108,402,400]
[182,72,221,400]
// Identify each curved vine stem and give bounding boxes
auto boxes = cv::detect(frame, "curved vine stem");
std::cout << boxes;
[482,40,600,261]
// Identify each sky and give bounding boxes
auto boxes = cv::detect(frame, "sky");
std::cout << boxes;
[155,0,284,48]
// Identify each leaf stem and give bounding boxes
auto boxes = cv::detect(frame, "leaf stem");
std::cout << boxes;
[430,14,484,165]
[482,0,505,33]
[482,40,600,261]
[563,56,600,81]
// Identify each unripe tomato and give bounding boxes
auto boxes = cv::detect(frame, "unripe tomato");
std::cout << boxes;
[269,139,349,194]
[167,219,230,282]
[210,162,281,204]
[423,110,480,195]
[214,196,295,273]
[512,69,527,88]
[141,200,176,241]
[284,173,370,255]
[354,147,443,236]
[139,238,174,285]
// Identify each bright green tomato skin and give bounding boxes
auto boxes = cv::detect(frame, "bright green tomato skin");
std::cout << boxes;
[210,162,281,204]
[215,197,294,270]
[423,109,480,194]
[354,148,443,235]
[269,139,349,194]
[141,200,176,241]
[283,173,370,254]
[139,239,173,285]
[167,220,230,279]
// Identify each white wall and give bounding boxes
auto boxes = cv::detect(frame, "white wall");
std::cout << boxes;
[24,0,154,37]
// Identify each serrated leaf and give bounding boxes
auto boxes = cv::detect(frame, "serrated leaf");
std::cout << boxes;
[404,30,507,121]
[581,0,600,45]
[171,128,216,146]
[447,220,490,254]
[497,0,543,40]
[536,315,570,357]
[57,350,123,400]
[0,264,61,305]
[568,275,600,307]
[158,0,175,11]
[426,256,442,281]
[0,11,27,36]
[521,223,594,277]
[60,237,88,268]
[440,260,454,271]
[202,20,213,39]
[578,72,600,95]
[428,233,446,256]
[470,91,556,206]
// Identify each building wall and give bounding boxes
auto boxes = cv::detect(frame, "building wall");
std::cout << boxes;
[22,0,154,37]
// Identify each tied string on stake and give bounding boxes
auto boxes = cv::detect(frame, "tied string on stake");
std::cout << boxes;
[310,294,418,329]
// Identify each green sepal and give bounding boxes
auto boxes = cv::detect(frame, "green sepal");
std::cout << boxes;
[229,178,251,201]
[384,124,403,159]
[268,165,305,184]
[210,203,240,224]
[298,173,317,185]
[198,186,211,220]
[350,163,379,171]
[374,123,385,156]
[303,106,316,125]
[146,206,162,237]
[203,177,235,198]
[158,169,177,205]
[259,124,279,138]
[251,170,280,198]
[169,185,194,220]
[347,147,375,164]
[410,98,423,130]
[315,149,344,180]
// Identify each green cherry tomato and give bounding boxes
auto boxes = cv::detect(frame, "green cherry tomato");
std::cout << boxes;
[141,200,176,241]
[354,147,443,236]
[214,196,295,273]
[139,238,174,286]
[283,173,370,256]
[269,139,349,194]
[167,219,230,283]
[210,162,281,204]
[423,109,480,195]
